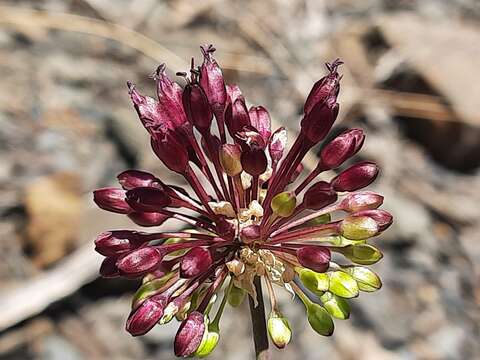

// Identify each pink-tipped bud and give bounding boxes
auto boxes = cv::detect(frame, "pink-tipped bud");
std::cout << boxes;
[226,84,244,103]
[117,247,162,277]
[182,83,213,132]
[241,148,268,176]
[125,187,171,212]
[340,191,384,212]
[297,246,331,273]
[225,98,251,137]
[151,132,189,174]
[249,106,272,141]
[174,311,206,357]
[128,212,170,227]
[269,127,287,166]
[180,247,213,278]
[126,294,167,336]
[99,257,120,278]
[352,209,393,231]
[331,161,379,192]
[117,170,161,190]
[240,224,260,244]
[219,144,243,176]
[93,187,131,214]
[300,102,339,145]
[94,230,150,257]
[303,181,337,210]
[200,44,227,110]
[320,129,364,169]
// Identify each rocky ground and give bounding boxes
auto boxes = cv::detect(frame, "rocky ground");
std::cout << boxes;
[0,0,479,359]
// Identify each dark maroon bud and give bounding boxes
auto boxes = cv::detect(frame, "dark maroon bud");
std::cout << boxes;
[180,247,213,278]
[241,148,268,176]
[225,98,251,138]
[249,106,271,141]
[304,59,342,116]
[117,247,162,277]
[340,191,383,212]
[128,82,168,133]
[240,224,260,244]
[350,128,366,156]
[200,44,227,110]
[125,187,171,212]
[94,230,149,257]
[300,102,339,145]
[99,257,120,278]
[126,295,167,336]
[331,161,379,192]
[268,127,287,166]
[151,132,189,174]
[93,187,131,214]
[289,163,304,184]
[215,217,236,241]
[236,127,266,151]
[226,84,244,104]
[297,246,331,273]
[174,311,206,357]
[128,212,170,227]
[320,129,364,169]
[303,181,337,210]
[183,83,213,132]
[117,170,161,190]
[352,209,393,231]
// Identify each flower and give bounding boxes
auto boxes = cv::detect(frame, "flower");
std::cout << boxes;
[93,46,392,357]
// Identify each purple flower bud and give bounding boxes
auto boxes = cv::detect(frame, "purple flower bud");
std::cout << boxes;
[125,187,171,212]
[240,224,260,244]
[117,170,161,190]
[151,132,189,174]
[249,106,271,141]
[225,98,251,138]
[269,127,287,166]
[94,230,149,257]
[303,181,337,210]
[93,187,131,214]
[241,148,268,176]
[174,311,206,357]
[320,129,365,169]
[297,246,331,273]
[99,256,120,278]
[126,294,167,336]
[128,211,170,227]
[331,161,379,192]
[180,247,213,278]
[226,84,244,104]
[200,45,227,110]
[352,209,392,231]
[304,59,342,116]
[117,247,162,277]
[300,102,339,145]
[340,191,384,212]
[182,83,213,132]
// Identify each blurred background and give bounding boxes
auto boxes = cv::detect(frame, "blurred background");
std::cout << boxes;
[0,0,479,359]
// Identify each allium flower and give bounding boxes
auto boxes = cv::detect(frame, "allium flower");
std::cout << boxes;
[93,45,392,358]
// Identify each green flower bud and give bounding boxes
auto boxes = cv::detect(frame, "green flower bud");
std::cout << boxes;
[131,272,176,309]
[219,144,243,176]
[340,216,378,240]
[344,266,382,292]
[298,268,329,294]
[328,271,359,298]
[336,244,383,265]
[306,303,334,336]
[305,213,332,226]
[267,312,292,349]
[320,292,350,319]
[227,285,246,307]
[271,191,296,217]
[195,322,220,358]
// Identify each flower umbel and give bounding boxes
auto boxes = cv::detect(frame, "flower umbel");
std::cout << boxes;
[93,46,392,357]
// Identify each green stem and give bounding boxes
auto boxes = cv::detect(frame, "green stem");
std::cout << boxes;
[248,277,270,360]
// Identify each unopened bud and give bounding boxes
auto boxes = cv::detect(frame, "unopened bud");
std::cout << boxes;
[195,324,220,357]
[99,257,120,278]
[268,127,287,166]
[180,247,213,278]
[117,170,161,190]
[352,209,392,231]
[271,191,296,217]
[343,266,382,292]
[267,312,292,349]
[340,216,379,240]
[328,271,359,298]
[320,129,364,169]
[331,161,378,192]
[241,148,268,176]
[300,102,338,145]
[305,213,332,226]
[219,144,242,176]
[320,292,350,319]
[340,191,383,212]
[93,187,131,214]
[306,303,334,336]
[183,83,213,131]
[297,246,331,273]
[94,230,147,257]
[335,244,383,265]
[249,106,272,141]
[200,44,227,109]
[174,311,206,357]
[303,181,337,210]
[298,268,329,294]
[151,132,189,174]
[128,211,169,227]
[117,247,162,277]
[125,187,171,212]
[225,98,251,137]
[126,295,167,336]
